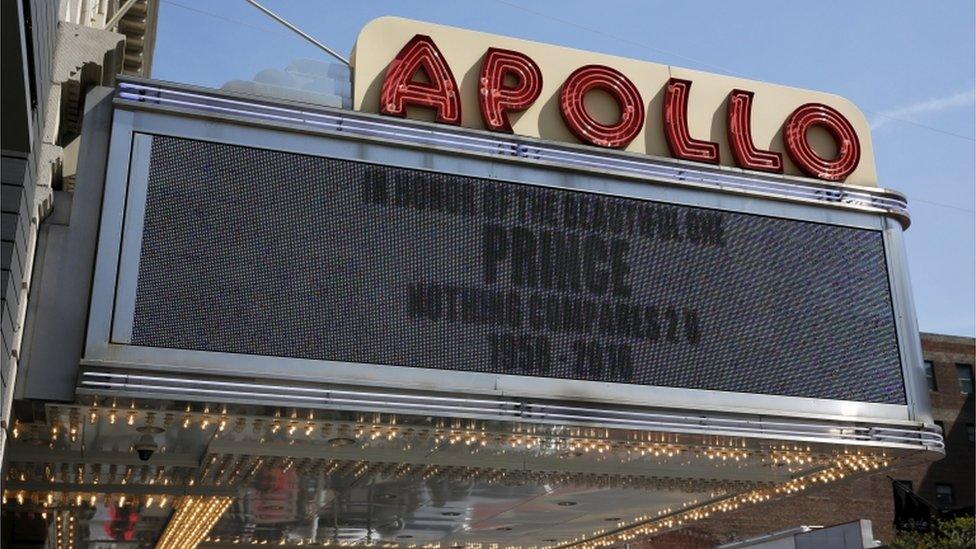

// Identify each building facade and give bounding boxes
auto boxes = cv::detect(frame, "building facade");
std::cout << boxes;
[909,333,974,512]
[2,1,157,546]
[1,0,158,459]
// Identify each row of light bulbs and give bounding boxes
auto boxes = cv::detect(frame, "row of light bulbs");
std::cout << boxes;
[202,539,549,548]
[195,454,766,493]
[548,454,892,549]
[35,401,909,465]
[5,462,185,487]
[2,490,171,509]
[20,404,858,472]
[9,411,891,496]
[156,496,234,549]
[54,510,76,549]
[4,454,758,495]
[60,401,708,441]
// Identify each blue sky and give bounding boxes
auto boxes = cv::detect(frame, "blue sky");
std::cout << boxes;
[152,1,976,336]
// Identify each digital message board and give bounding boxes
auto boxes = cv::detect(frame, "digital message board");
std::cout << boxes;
[128,136,905,404]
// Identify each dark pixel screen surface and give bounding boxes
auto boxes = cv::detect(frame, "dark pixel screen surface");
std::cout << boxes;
[130,136,905,404]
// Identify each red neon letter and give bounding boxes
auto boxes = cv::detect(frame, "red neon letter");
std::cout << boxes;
[559,65,645,149]
[379,34,461,125]
[727,89,783,173]
[478,48,543,133]
[784,103,860,181]
[664,78,720,164]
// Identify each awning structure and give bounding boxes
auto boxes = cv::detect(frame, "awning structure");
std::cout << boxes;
[5,394,937,548]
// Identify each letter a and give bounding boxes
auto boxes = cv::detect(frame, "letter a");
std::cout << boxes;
[380,34,462,125]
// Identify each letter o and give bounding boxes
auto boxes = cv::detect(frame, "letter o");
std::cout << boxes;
[784,103,861,182]
[559,65,645,149]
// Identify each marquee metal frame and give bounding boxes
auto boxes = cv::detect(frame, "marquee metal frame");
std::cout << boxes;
[80,77,937,453]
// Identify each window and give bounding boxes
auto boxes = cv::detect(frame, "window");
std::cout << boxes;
[967,423,974,444]
[956,364,974,395]
[22,0,38,109]
[936,484,954,506]
[924,361,937,391]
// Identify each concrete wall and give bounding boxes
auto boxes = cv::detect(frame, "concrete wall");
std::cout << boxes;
[1,0,62,453]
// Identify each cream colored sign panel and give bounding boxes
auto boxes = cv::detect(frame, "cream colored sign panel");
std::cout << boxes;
[352,17,877,186]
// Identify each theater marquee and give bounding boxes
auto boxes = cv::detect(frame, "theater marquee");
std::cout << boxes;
[6,17,941,549]
[55,50,940,545]
[80,71,930,429]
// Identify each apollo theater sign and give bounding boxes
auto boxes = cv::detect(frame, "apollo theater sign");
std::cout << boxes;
[352,17,876,185]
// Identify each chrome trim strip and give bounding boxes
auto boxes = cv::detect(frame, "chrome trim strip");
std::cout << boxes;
[78,371,943,452]
[113,80,911,227]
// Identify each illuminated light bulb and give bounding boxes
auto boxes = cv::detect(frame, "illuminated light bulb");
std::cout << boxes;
[90,494,97,506]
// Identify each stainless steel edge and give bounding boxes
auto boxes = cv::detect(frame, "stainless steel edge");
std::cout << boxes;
[110,133,152,343]
[74,370,943,453]
[85,109,136,357]
[79,350,915,426]
[883,217,934,424]
[110,77,911,227]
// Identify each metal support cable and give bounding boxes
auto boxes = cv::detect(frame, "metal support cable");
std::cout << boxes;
[243,0,350,66]
[103,0,141,30]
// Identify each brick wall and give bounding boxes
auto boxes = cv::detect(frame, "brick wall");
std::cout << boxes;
[914,333,975,510]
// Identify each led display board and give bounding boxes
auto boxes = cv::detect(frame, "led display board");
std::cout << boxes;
[125,135,905,404]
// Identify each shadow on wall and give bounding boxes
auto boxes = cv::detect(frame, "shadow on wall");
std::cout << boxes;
[222,58,351,109]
